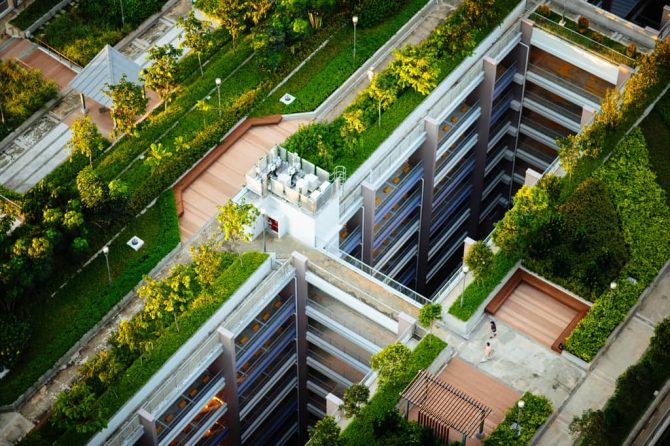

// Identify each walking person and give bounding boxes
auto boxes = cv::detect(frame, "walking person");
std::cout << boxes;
[490,320,497,339]
[481,341,493,362]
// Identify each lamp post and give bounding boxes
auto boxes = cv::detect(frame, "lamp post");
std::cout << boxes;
[260,208,267,253]
[560,0,566,26]
[119,0,125,27]
[102,246,112,284]
[352,16,358,62]
[512,400,525,437]
[606,281,617,317]
[215,78,222,117]
[0,99,4,124]
[460,265,469,308]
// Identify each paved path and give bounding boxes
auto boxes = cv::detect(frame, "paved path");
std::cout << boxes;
[536,266,670,445]
[321,0,458,122]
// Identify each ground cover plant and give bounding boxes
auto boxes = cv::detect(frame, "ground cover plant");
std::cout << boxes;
[570,318,670,445]
[340,334,447,445]
[485,392,552,445]
[19,251,267,444]
[0,191,180,405]
[0,60,58,140]
[34,0,168,66]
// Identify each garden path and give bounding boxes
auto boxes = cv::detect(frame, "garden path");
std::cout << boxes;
[320,0,460,123]
[536,265,670,445]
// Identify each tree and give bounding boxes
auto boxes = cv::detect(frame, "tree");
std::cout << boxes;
[105,74,148,139]
[76,166,107,210]
[464,240,493,281]
[569,409,607,445]
[370,342,411,386]
[557,135,581,180]
[218,0,247,50]
[367,73,398,126]
[340,383,370,418]
[389,46,440,96]
[308,416,342,446]
[67,116,104,166]
[191,243,223,289]
[78,350,123,394]
[216,200,259,262]
[52,382,106,433]
[142,44,182,109]
[418,303,442,330]
[340,108,366,139]
[177,11,211,76]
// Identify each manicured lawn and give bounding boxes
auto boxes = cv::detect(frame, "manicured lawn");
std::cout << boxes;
[0,192,180,405]
[252,0,430,116]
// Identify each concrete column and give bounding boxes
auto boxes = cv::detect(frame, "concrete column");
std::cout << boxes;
[291,252,309,445]
[581,105,596,128]
[361,181,376,265]
[79,93,87,114]
[467,56,497,236]
[217,327,241,445]
[325,393,344,418]
[398,312,417,337]
[616,64,634,88]
[524,168,543,187]
[520,18,534,46]
[463,236,476,261]
[415,117,440,293]
[661,5,670,29]
[137,409,159,446]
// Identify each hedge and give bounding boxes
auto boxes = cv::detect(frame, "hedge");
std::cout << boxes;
[0,191,180,405]
[565,129,670,361]
[484,392,553,445]
[641,91,670,206]
[340,334,447,445]
[24,252,268,445]
[448,251,518,321]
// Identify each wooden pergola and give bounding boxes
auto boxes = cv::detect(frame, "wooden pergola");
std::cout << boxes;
[399,369,492,445]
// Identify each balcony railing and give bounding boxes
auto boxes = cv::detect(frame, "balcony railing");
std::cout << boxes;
[527,62,601,105]
[307,325,372,367]
[236,298,295,365]
[435,127,478,184]
[374,188,421,249]
[521,116,570,143]
[493,63,518,98]
[529,11,636,67]
[524,89,582,124]
[375,161,424,223]
[438,101,481,148]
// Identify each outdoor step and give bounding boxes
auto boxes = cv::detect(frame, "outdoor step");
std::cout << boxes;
[0,122,69,186]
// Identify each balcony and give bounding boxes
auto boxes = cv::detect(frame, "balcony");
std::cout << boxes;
[307,290,396,347]
[396,258,418,288]
[517,141,556,169]
[193,419,229,446]
[428,210,470,260]
[434,156,476,209]
[307,348,365,385]
[491,91,515,126]
[235,297,295,365]
[520,112,572,148]
[240,369,297,427]
[430,183,473,237]
[239,355,296,416]
[374,161,424,223]
[493,63,518,99]
[435,127,477,186]
[241,388,297,445]
[339,225,362,256]
[438,101,481,148]
[307,326,371,373]
[307,371,347,399]
[373,187,421,250]
[167,390,228,446]
[372,217,420,263]
[427,230,468,282]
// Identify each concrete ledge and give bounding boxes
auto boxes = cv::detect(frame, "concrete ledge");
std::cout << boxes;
[0,93,62,154]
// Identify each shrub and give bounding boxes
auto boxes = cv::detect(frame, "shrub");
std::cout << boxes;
[370,343,411,386]
[465,240,493,281]
[484,393,553,445]
[449,251,518,321]
[354,0,406,28]
[418,303,442,329]
[626,42,637,58]
[340,384,370,418]
[309,416,343,446]
[537,4,551,17]
[577,16,589,33]
[0,314,30,369]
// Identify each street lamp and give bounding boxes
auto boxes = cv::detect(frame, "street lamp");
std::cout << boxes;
[119,0,125,27]
[215,78,222,117]
[260,208,267,253]
[511,400,525,437]
[606,281,617,317]
[560,0,566,26]
[460,265,469,308]
[102,246,112,284]
[352,16,358,62]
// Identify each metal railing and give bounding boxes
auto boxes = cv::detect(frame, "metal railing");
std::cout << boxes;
[524,89,582,123]
[528,11,636,67]
[307,324,372,367]
[307,298,391,346]
[527,62,602,105]
[521,116,569,142]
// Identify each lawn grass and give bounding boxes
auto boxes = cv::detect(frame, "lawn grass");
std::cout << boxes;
[340,334,447,445]
[0,191,180,405]
[252,0,430,116]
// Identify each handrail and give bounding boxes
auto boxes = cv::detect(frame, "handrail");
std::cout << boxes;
[527,62,601,105]
[524,89,582,122]
[33,37,82,71]
[307,298,390,346]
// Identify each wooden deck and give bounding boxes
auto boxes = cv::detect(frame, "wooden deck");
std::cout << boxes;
[435,358,520,443]
[496,282,578,349]
[178,119,308,240]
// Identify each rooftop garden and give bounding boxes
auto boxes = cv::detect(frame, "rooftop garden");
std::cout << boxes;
[0,60,58,141]
[283,0,523,174]
[448,37,670,362]
[484,392,552,445]
[640,88,670,204]
[9,0,62,30]
[336,334,447,445]
[18,249,268,444]
[529,5,638,67]
[0,0,435,411]
[31,0,168,66]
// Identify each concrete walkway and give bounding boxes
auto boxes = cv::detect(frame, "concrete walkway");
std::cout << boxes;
[536,266,670,445]
[321,0,459,122]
